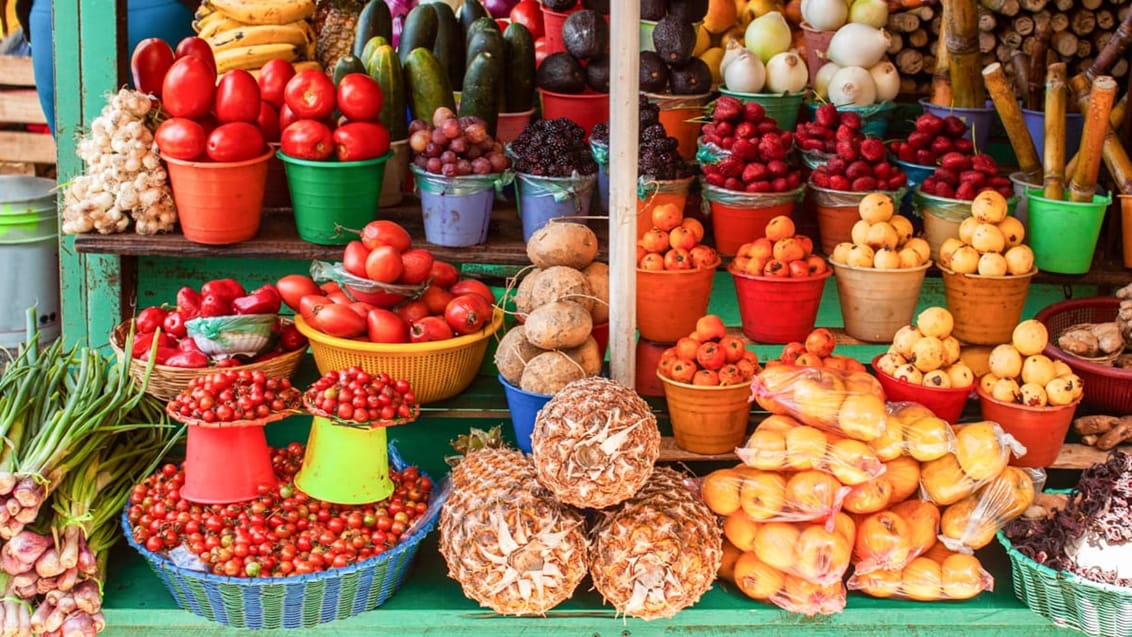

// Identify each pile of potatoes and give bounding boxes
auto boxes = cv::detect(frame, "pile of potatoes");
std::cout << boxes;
[495,222,610,395]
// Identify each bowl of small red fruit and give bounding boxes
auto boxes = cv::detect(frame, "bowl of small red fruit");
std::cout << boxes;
[303,367,420,427]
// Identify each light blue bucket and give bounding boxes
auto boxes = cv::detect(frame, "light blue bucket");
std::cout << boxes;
[516,171,598,242]
[499,374,551,454]
[918,98,996,153]
[413,165,513,247]
[0,176,60,351]
[591,140,610,212]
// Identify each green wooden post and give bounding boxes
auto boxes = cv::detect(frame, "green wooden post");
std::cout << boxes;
[55,0,128,348]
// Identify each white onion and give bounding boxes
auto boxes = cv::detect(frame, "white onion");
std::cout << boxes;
[745,11,793,63]
[720,38,747,75]
[826,23,891,68]
[814,62,842,100]
[801,0,848,32]
[827,65,877,106]
[869,59,900,102]
[848,0,889,28]
[765,51,809,94]
[724,49,767,94]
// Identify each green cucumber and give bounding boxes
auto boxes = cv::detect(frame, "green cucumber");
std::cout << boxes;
[370,44,408,140]
[431,1,465,94]
[397,3,438,66]
[332,55,368,87]
[405,47,456,124]
[457,0,489,37]
[465,19,505,72]
[502,22,536,113]
[352,0,393,59]
[459,51,502,137]
[361,35,389,74]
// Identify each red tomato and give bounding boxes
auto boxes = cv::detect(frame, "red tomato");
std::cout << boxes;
[395,299,430,325]
[366,308,409,343]
[284,69,337,120]
[256,101,281,144]
[333,121,391,162]
[130,38,175,98]
[276,274,322,311]
[449,278,496,304]
[298,294,332,321]
[198,114,220,138]
[154,117,206,161]
[320,281,341,294]
[410,316,454,343]
[215,69,261,123]
[280,120,335,161]
[258,58,296,110]
[428,260,460,288]
[161,56,215,119]
[336,73,383,122]
[364,245,403,283]
[419,284,453,315]
[278,103,300,132]
[174,36,217,78]
[206,122,266,163]
[307,304,367,338]
[398,248,434,285]
[510,0,545,40]
[360,220,411,252]
[342,240,370,278]
[327,291,352,305]
[349,301,379,320]
[445,293,493,335]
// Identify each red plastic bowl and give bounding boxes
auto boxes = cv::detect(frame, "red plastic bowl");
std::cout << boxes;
[872,355,974,423]
[975,384,1080,468]
[1033,296,1132,414]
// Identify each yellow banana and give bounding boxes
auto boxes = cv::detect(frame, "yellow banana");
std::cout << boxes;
[208,23,311,53]
[292,61,322,72]
[209,0,316,26]
[194,1,215,22]
[196,13,247,39]
[214,43,302,74]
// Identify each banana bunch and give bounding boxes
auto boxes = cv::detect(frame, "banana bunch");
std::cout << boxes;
[194,0,321,75]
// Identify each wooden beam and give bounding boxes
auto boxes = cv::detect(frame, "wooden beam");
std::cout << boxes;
[0,89,49,125]
[0,131,56,164]
[0,55,36,86]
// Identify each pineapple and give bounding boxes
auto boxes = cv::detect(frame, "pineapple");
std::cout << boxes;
[313,0,363,70]
[531,377,661,510]
[589,467,724,620]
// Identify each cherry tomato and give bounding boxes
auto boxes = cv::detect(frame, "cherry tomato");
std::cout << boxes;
[444,293,493,335]
[155,117,207,160]
[449,278,496,305]
[174,36,217,78]
[276,275,322,311]
[364,245,403,283]
[161,56,215,119]
[215,69,262,124]
[307,303,367,338]
[280,120,335,161]
[366,308,409,343]
[510,0,545,40]
[283,69,337,120]
[256,101,281,144]
[206,122,266,163]
[130,38,175,98]
[257,58,296,110]
[341,240,371,278]
[359,220,411,252]
[397,248,434,285]
[333,121,391,162]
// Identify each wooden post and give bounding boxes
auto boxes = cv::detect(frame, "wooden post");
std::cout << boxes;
[984,63,1043,182]
[1011,51,1031,96]
[1027,22,1052,108]
[1068,75,1117,202]
[1042,63,1067,199]
[981,0,1020,15]
[946,0,986,107]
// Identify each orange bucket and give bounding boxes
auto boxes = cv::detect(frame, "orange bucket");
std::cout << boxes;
[811,182,905,256]
[732,268,832,343]
[644,91,712,162]
[637,176,695,238]
[164,148,272,245]
[704,183,804,256]
[635,338,671,397]
[976,385,1080,468]
[539,89,610,140]
[637,260,720,343]
[181,424,276,504]
[659,374,753,454]
[1121,195,1132,268]
[940,265,1037,346]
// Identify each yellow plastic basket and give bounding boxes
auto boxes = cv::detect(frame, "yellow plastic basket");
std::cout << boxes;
[294,309,503,404]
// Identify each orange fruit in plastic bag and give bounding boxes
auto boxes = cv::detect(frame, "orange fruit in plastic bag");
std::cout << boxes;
[854,511,914,572]
[954,421,1007,482]
[739,469,788,521]
[853,568,903,598]
[723,512,761,552]
[901,557,943,601]
[753,522,800,573]
[702,467,744,516]
[733,551,786,600]
[785,470,843,518]
[884,456,923,505]
[941,553,987,600]
[718,538,744,583]
[921,454,978,506]
[843,477,894,515]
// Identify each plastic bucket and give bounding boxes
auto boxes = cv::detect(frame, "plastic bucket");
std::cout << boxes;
[541,3,580,55]
[939,265,1036,346]
[294,416,394,504]
[412,165,500,247]
[181,424,276,504]
[165,149,272,245]
[638,176,695,237]
[635,338,669,397]
[918,98,996,153]
[660,374,752,454]
[832,261,930,343]
[893,158,935,218]
[636,260,720,343]
[263,145,291,208]
[801,23,836,82]
[810,183,907,256]
[591,321,609,361]
[591,140,610,211]
[704,183,803,255]
[718,88,804,131]
[0,176,60,351]
[279,150,391,245]
[640,19,657,52]
[1025,187,1111,275]
[496,109,535,146]
[645,91,712,161]
[732,268,832,343]
[380,139,410,208]
[976,385,1079,468]
[915,187,1019,261]
[1022,107,1085,159]
[873,355,972,423]
[539,88,610,140]
[499,374,552,454]
[1122,195,1132,269]
[516,171,597,242]
[1010,171,1040,230]
[803,100,896,138]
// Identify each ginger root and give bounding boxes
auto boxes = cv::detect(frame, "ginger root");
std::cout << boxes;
[1073,414,1132,450]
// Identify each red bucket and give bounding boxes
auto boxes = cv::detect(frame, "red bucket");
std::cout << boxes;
[704,184,802,256]
[635,338,671,397]
[976,385,1081,468]
[181,424,277,504]
[732,268,832,343]
[541,2,582,55]
[539,88,610,140]
[873,355,973,424]
[591,321,609,361]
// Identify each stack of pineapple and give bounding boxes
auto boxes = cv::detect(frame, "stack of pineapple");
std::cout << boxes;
[193,0,329,75]
[439,377,723,620]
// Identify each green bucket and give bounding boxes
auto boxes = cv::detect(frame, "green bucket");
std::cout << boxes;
[1025,187,1112,275]
[278,150,392,245]
[717,88,804,131]
[294,416,394,505]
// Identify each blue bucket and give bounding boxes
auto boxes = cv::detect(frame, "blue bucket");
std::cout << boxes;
[803,100,897,138]
[591,140,610,212]
[1022,108,1084,160]
[892,158,936,226]
[516,172,597,242]
[413,165,507,247]
[918,98,996,153]
[499,374,552,454]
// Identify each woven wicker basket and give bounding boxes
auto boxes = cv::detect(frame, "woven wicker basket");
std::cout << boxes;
[110,320,306,401]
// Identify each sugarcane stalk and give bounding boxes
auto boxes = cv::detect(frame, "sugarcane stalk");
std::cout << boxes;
[1043,63,1068,199]
[1065,93,1125,177]
[1068,75,1117,202]
[932,13,953,105]
[983,62,1042,181]
[946,0,986,107]
[1068,74,1132,194]
[1028,22,1053,109]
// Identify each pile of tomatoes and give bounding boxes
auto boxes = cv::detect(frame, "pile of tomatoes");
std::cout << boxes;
[168,370,302,424]
[277,66,391,163]
[304,368,418,424]
[127,443,433,578]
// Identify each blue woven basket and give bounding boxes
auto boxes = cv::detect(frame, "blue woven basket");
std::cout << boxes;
[122,449,440,630]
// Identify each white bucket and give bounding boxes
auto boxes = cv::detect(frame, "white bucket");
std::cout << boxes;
[0,176,60,352]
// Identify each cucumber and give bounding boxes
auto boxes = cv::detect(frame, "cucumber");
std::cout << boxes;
[460,51,503,137]
[332,55,368,87]
[361,35,389,74]
[370,44,408,140]
[352,0,393,59]
[466,19,505,70]
[431,1,465,95]
[503,22,536,113]
[397,3,438,66]
[457,0,489,37]
[405,47,456,124]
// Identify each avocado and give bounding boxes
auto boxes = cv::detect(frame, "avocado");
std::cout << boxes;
[669,57,712,95]
[581,0,610,13]
[585,56,610,93]
[542,0,578,12]
[667,0,708,23]
[562,9,609,61]
[641,0,668,21]
[639,50,669,94]
[536,52,586,94]
[652,15,696,66]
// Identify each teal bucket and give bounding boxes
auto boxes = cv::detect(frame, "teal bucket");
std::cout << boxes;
[499,374,551,454]
[279,150,391,245]
[412,165,505,248]
[591,140,610,212]
[516,172,597,242]
[1025,187,1112,275]
[0,176,60,352]
[718,88,804,131]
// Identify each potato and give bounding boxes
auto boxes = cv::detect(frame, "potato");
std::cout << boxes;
[581,261,609,325]
[524,300,593,350]
[520,351,588,395]
[529,266,594,313]
[563,336,603,376]
[526,222,599,270]
[511,267,543,317]
[494,325,543,386]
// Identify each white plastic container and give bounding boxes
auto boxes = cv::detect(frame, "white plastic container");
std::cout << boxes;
[0,176,60,351]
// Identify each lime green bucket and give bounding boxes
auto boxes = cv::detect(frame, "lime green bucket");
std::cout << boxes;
[717,88,804,131]
[279,150,392,245]
[1025,187,1112,274]
[294,416,394,505]
[0,176,60,351]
